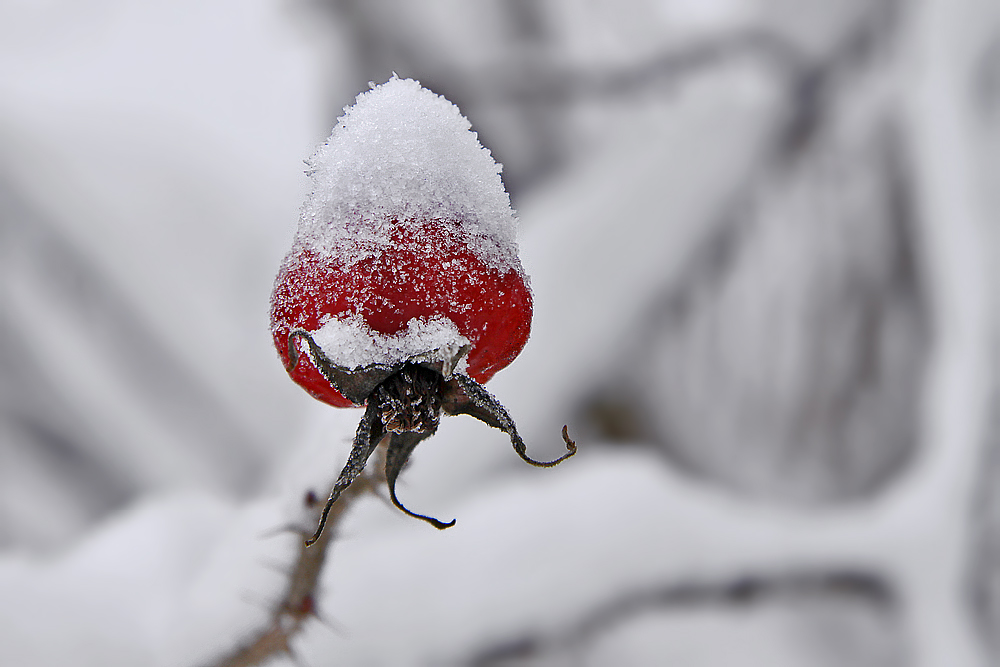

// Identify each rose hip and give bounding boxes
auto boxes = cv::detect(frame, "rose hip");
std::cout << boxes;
[269,77,574,544]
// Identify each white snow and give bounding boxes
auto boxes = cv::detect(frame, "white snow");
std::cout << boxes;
[1,1,998,666]
[311,313,470,373]
[296,75,522,273]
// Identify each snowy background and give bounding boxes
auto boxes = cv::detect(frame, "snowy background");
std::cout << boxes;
[1,0,999,665]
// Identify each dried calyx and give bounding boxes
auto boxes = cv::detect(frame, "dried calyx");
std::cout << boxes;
[291,329,576,546]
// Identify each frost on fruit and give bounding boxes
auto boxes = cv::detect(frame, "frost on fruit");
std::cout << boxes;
[312,314,470,376]
[297,75,522,275]
[269,76,575,545]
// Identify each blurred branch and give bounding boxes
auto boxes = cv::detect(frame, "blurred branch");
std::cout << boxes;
[0,177,267,548]
[461,0,901,107]
[451,29,806,105]
[319,0,902,197]
[469,568,898,666]
[0,178,265,494]
[976,28,1000,115]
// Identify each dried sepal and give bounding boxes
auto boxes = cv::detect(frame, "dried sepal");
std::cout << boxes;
[288,329,401,406]
[385,431,455,529]
[443,374,577,467]
[304,362,576,546]
[305,400,385,546]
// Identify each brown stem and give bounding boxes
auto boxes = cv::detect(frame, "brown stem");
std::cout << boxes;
[210,470,377,667]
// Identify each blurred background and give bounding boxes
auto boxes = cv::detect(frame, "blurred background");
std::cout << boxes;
[1,0,999,665]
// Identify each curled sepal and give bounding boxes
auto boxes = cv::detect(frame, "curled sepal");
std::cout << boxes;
[385,431,456,529]
[288,329,402,405]
[305,400,385,546]
[288,329,473,406]
[442,374,577,467]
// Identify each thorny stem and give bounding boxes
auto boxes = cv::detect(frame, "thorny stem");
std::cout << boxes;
[211,469,377,667]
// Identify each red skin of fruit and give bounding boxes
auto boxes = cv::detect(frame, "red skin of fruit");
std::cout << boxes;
[270,218,532,408]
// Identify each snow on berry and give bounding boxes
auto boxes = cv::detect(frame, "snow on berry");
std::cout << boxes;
[297,75,522,274]
[310,314,470,374]
[270,76,575,543]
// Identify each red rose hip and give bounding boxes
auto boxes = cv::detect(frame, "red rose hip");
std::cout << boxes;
[270,218,532,408]
[269,77,574,544]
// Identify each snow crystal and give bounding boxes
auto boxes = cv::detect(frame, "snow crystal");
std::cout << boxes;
[311,314,470,374]
[297,76,522,273]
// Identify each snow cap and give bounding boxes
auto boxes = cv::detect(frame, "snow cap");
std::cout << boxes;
[297,76,521,273]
